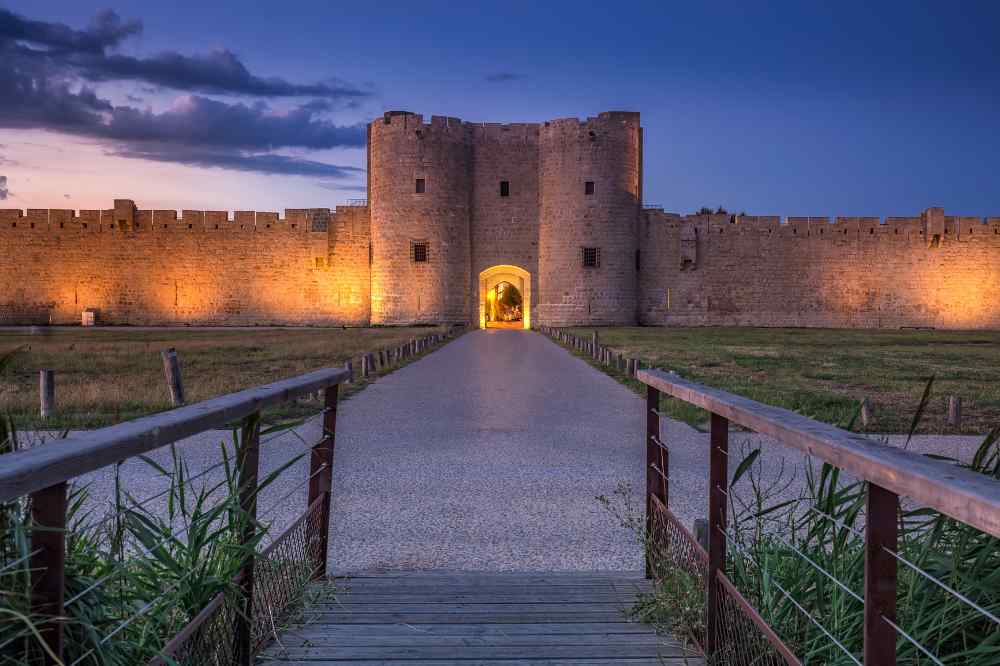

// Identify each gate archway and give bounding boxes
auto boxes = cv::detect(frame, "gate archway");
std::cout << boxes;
[479,265,531,329]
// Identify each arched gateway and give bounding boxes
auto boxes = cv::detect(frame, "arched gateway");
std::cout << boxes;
[478,265,531,329]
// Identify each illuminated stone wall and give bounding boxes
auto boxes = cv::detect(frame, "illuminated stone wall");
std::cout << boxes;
[638,208,1000,329]
[469,122,541,323]
[537,113,642,326]
[368,111,643,327]
[368,112,473,324]
[0,201,371,325]
[5,108,1000,331]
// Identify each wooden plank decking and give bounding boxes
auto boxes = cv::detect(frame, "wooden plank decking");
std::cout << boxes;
[257,571,702,665]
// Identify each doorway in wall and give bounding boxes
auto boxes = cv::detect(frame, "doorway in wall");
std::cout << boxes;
[479,265,531,330]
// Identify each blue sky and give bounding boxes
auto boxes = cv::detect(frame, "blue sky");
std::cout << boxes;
[1,1,998,216]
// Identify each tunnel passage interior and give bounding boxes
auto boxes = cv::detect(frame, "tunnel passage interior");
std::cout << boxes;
[479,265,531,330]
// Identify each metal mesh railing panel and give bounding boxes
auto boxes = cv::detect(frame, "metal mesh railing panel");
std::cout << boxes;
[648,497,801,665]
[648,496,708,651]
[159,498,325,665]
[712,572,801,666]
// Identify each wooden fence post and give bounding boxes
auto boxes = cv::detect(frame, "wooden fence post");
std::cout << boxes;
[234,412,261,666]
[645,384,663,579]
[705,412,729,658]
[161,348,185,406]
[948,396,962,428]
[30,481,67,665]
[592,331,599,359]
[361,354,370,379]
[308,384,338,580]
[345,360,354,383]
[864,483,898,666]
[39,369,55,419]
[861,398,873,427]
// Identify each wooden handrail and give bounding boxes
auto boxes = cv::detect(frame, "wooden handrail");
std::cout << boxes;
[0,366,349,503]
[637,367,1000,541]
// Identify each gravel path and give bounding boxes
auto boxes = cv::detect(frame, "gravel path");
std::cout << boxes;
[50,329,989,576]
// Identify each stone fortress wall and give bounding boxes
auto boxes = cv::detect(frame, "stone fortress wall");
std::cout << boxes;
[0,199,371,326]
[639,207,1000,329]
[2,109,1000,329]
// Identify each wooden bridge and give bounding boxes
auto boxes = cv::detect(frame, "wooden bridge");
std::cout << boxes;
[258,571,697,665]
[1,327,999,665]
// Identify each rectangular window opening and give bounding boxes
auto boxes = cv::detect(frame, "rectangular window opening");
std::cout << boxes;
[412,241,429,263]
[582,246,600,268]
[585,181,595,196]
[500,180,510,197]
[415,178,425,194]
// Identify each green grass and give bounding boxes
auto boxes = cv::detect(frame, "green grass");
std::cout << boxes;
[564,327,1000,433]
[0,326,450,428]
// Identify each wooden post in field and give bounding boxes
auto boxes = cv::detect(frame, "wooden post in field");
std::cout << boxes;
[160,348,185,406]
[948,396,962,428]
[592,331,599,359]
[860,398,873,427]
[39,369,55,419]
[694,518,709,553]
[361,354,370,379]
[345,360,354,383]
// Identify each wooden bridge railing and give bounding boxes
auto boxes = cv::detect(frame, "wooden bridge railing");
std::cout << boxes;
[0,366,349,665]
[637,368,1000,666]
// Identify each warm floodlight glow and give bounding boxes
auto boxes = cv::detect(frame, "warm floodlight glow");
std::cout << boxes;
[479,265,531,330]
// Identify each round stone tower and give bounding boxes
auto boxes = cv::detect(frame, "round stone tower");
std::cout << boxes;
[537,112,642,326]
[368,112,472,324]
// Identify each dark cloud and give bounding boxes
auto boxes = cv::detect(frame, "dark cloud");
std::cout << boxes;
[112,144,365,178]
[0,8,141,54]
[0,9,369,178]
[0,8,369,100]
[79,50,370,99]
[98,96,366,151]
[485,72,521,83]
[0,176,8,200]
[64,193,71,199]
[317,182,367,192]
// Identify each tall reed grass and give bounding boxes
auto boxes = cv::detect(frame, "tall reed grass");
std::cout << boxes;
[603,381,1000,664]
[1,349,306,664]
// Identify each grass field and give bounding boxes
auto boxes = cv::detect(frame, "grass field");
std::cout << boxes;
[0,326,449,428]
[565,327,1000,434]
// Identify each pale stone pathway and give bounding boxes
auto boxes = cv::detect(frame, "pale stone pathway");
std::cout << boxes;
[67,329,987,575]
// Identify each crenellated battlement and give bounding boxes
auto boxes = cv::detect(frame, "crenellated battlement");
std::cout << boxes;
[0,200,366,234]
[373,111,640,147]
[643,207,1000,242]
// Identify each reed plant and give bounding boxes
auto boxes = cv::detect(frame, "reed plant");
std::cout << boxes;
[603,379,1000,664]
[1,347,308,664]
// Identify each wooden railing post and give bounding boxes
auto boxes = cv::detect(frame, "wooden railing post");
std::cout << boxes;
[308,384,338,580]
[864,483,898,666]
[234,412,261,666]
[645,384,664,578]
[30,481,67,665]
[706,412,729,658]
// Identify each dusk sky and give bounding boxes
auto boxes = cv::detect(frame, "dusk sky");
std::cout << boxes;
[1,1,998,216]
